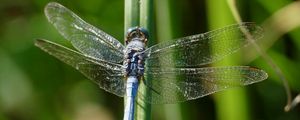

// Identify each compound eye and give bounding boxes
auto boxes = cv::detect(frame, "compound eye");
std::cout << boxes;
[126,27,138,36]
[127,27,136,33]
[139,28,149,39]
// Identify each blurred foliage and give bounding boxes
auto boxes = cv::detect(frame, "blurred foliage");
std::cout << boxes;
[0,0,300,120]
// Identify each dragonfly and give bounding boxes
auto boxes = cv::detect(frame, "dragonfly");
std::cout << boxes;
[35,2,268,120]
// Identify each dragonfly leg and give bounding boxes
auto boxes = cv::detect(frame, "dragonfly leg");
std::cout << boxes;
[123,59,131,76]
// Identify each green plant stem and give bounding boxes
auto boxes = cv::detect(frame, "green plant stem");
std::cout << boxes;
[137,0,153,120]
[124,0,152,120]
[125,0,140,30]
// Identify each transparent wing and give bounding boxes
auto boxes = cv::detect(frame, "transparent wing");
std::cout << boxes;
[140,66,268,104]
[45,2,125,63]
[144,22,263,67]
[35,39,125,97]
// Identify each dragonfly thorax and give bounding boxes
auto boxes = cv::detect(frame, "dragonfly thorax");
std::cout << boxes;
[123,47,145,77]
[126,38,146,51]
[123,27,148,77]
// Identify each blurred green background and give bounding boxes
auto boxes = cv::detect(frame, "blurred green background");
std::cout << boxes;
[0,0,300,120]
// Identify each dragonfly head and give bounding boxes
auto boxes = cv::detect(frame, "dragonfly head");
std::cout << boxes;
[126,27,149,45]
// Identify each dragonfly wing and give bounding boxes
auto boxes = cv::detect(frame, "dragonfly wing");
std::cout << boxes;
[144,23,263,67]
[35,39,125,97]
[45,2,125,63]
[141,66,267,104]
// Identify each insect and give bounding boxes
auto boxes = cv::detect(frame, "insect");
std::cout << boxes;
[35,2,268,120]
